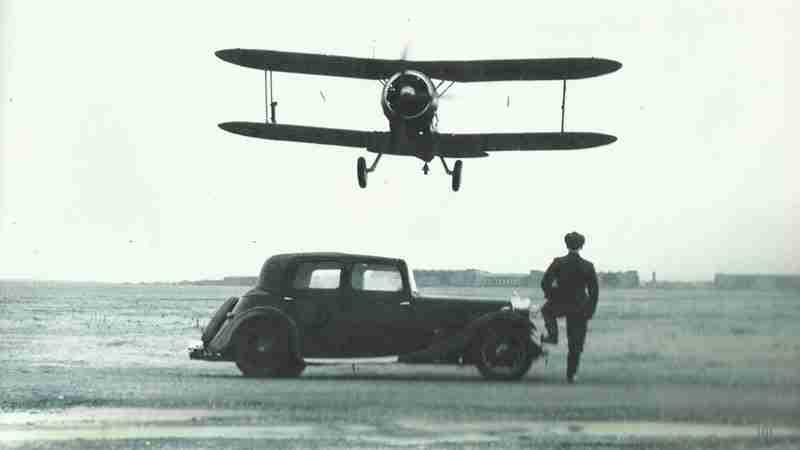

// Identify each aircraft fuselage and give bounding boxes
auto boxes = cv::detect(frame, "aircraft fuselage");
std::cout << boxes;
[381,70,438,162]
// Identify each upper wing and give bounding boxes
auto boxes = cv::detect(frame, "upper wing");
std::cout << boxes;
[436,132,617,158]
[218,122,382,149]
[418,58,622,82]
[216,49,621,81]
[216,49,400,80]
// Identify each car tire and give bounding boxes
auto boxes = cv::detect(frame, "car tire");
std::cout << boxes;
[475,325,534,381]
[234,317,305,378]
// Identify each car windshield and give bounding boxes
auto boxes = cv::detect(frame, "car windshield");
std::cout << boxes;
[405,259,420,296]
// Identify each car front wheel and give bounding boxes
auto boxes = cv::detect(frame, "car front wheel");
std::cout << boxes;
[234,317,304,378]
[475,326,534,381]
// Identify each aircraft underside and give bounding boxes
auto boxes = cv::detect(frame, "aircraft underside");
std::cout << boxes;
[359,117,464,191]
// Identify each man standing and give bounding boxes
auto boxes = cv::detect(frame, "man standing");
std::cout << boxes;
[540,231,599,383]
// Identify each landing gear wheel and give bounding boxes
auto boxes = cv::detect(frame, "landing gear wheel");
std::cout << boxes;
[234,318,304,378]
[475,325,534,381]
[451,160,463,192]
[357,157,368,188]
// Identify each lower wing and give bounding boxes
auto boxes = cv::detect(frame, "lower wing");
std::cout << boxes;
[219,122,616,158]
[436,132,617,158]
[219,122,383,149]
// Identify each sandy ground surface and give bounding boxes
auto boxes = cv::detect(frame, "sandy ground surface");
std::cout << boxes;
[1,283,799,449]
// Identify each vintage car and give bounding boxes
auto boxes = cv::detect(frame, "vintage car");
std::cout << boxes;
[190,252,544,380]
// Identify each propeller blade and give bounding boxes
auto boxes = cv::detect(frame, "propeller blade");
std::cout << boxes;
[400,42,411,61]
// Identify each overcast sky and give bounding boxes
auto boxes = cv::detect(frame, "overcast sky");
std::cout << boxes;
[1,1,797,282]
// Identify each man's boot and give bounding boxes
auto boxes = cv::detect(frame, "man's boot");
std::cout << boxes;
[566,352,580,383]
[541,314,559,345]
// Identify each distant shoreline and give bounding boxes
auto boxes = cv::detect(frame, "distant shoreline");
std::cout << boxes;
[3,279,798,292]
[3,272,799,292]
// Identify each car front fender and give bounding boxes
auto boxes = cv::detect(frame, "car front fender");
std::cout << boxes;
[207,306,303,363]
[399,309,533,364]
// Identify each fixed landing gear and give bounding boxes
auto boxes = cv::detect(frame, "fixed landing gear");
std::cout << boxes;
[357,154,463,191]
[357,157,367,188]
[452,160,463,192]
[439,157,463,192]
[356,153,382,189]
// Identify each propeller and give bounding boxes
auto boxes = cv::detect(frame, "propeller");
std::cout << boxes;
[400,41,411,61]
[395,41,457,101]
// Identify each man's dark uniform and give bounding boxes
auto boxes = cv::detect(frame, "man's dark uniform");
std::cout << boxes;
[540,232,599,382]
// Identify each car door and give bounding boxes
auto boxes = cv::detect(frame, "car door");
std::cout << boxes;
[282,260,346,357]
[339,261,430,356]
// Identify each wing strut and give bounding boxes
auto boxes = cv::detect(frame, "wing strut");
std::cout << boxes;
[264,70,278,124]
[560,80,566,132]
[439,81,456,97]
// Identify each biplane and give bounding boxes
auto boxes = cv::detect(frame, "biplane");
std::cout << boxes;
[216,48,621,191]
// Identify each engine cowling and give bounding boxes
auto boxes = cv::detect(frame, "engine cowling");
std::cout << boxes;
[382,70,437,120]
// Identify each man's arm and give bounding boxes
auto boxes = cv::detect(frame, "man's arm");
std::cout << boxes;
[541,258,558,299]
[586,263,599,318]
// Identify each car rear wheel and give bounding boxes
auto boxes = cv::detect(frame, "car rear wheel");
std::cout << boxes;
[475,325,534,381]
[234,318,304,378]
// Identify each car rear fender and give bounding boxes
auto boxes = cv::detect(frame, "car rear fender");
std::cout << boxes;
[201,296,239,347]
[207,306,303,362]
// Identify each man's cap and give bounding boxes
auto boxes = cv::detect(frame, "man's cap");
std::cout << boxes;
[564,231,585,250]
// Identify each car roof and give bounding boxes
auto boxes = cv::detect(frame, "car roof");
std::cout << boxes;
[257,252,403,290]
[271,252,401,263]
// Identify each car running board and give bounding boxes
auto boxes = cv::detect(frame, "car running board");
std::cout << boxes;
[304,356,399,366]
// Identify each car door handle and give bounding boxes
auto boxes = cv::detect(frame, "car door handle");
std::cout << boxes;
[400,301,410,306]
[283,296,294,302]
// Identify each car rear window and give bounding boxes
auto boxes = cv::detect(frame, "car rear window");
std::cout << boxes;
[351,263,403,292]
[292,262,342,290]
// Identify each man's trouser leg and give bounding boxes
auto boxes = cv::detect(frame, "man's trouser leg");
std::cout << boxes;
[566,314,588,380]
[540,301,561,344]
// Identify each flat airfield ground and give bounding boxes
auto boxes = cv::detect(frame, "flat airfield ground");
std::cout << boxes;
[1,283,799,449]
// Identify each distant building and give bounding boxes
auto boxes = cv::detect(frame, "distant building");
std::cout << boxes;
[714,274,800,291]
[528,270,545,287]
[478,273,530,287]
[413,269,483,287]
[413,268,639,288]
[598,271,640,288]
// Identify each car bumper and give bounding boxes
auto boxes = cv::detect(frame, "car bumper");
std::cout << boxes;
[188,341,229,361]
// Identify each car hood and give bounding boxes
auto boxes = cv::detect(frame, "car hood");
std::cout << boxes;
[413,295,512,326]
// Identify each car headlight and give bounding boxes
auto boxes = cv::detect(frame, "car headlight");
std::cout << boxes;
[510,295,531,312]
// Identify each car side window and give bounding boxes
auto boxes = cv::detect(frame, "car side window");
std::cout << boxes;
[351,263,403,292]
[292,262,342,290]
